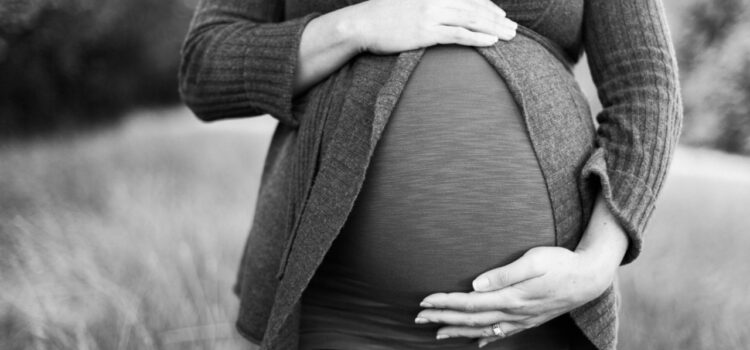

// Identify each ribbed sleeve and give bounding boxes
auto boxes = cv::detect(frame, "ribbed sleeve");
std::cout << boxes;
[580,0,683,264]
[178,0,321,127]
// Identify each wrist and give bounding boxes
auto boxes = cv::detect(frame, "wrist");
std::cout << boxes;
[574,195,629,284]
[575,233,626,282]
[332,5,370,55]
[575,231,625,269]
[575,244,619,280]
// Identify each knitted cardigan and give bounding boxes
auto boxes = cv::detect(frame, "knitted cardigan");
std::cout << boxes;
[178,0,682,349]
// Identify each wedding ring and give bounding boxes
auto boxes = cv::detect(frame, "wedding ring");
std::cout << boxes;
[491,323,506,337]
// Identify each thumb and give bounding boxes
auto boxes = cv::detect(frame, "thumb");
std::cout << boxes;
[472,254,544,292]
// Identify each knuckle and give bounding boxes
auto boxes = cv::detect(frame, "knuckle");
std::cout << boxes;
[448,28,464,41]
[506,305,522,314]
[518,318,535,327]
[525,247,542,260]
[495,13,506,24]
[463,301,476,312]
[526,246,545,258]
[527,253,546,273]
[467,315,485,327]
[440,309,455,318]
[419,3,436,18]
[527,259,542,276]
[505,298,523,311]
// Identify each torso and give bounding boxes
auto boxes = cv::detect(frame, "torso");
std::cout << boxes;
[300,44,581,349]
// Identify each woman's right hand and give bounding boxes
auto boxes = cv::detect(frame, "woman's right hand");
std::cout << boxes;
[294,0,516,95]
[349,0,517,55]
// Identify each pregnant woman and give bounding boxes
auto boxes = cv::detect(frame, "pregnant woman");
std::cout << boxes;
[179,0,682,349]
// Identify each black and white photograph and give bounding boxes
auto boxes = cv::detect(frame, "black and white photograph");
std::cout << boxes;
[1,0,749,349]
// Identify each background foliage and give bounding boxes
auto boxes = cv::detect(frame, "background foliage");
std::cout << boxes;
[0,0,195,137]
[674,0,750,154]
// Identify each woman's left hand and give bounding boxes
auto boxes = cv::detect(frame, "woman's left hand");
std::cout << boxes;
[414,245,616,347]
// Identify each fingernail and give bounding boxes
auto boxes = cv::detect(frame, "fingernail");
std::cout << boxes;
[420,301,434,308]
[478,340,488,348]
[436,334,450,340]
[472,277,490,291]
[414,317,428,324]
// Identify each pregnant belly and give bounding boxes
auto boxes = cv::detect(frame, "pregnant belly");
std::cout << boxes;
[301,44,562,348]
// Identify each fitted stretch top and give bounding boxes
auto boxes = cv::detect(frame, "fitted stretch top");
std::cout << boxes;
[299,45,587,349]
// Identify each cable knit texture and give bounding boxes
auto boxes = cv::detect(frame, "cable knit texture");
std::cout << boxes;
[178,0,682,349]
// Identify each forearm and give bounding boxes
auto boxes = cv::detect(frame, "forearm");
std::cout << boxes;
[179,2,321,125]
[293,5,366,96]
[574,193,629,283]
[581,0,682,263]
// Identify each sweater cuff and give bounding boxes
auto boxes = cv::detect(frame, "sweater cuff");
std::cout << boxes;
[580,148,657,265]
[242,12,321,127]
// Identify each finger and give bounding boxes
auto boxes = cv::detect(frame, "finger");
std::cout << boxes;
[484,0,507,18]
[443,0,506,27]
[435,7,517,39]
[448,0,506,21]
[415,308,526,327]
[432,25,499,47]
[436,322,520,340]
[421,289,527,313]
[472,255,546,292]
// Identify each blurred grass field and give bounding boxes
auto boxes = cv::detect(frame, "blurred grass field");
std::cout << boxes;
[1,107,749,349]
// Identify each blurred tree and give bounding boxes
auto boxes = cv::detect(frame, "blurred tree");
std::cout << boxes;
[0,0,195,138]
[676,0,744,73]
[676,0,750,155]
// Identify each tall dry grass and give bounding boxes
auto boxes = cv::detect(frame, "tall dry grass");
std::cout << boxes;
[617,149,750,349]
[0,108,271,349]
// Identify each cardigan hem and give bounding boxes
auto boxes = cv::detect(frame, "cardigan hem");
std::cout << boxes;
[580,148,656,265]
[236,320,263,347]
[569,284,618,350]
